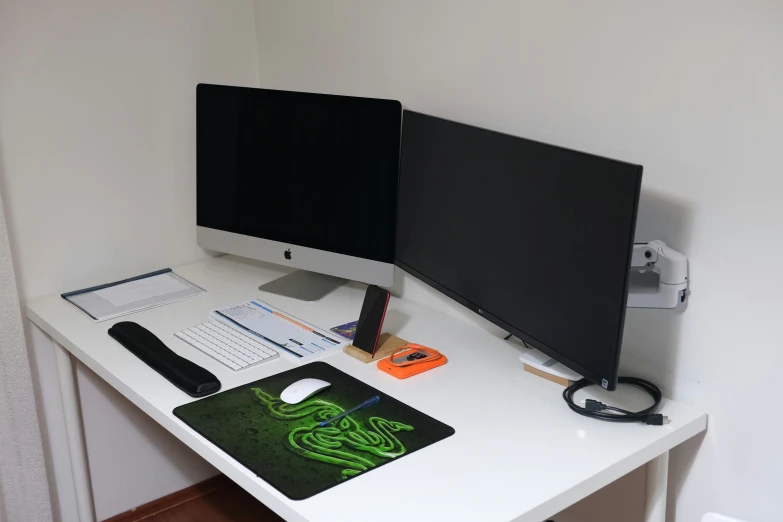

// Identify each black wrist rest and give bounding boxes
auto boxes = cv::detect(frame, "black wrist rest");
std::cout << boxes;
[108,321,221,398]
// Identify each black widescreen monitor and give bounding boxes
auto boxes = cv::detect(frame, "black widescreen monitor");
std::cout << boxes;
[396,111,642,390]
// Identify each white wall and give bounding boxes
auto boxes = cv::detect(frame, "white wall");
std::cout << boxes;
[253,2,783,521]
[0,0,259,300]
[0,1,260,519]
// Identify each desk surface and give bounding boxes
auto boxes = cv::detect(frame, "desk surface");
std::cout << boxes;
[27,255,707,522]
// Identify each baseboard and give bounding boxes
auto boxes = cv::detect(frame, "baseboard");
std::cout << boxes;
[103,474,230,522]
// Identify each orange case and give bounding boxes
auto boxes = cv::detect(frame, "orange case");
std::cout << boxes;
[377,348,447,379]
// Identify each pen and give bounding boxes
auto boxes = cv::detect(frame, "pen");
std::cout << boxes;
[319,396,380,427]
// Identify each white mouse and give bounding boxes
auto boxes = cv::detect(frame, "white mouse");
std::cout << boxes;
[280,378,331,404]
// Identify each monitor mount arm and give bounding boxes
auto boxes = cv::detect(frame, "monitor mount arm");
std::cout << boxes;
[627,240,688,309]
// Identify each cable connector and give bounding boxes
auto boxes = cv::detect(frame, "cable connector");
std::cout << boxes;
[581,399,606,412]
[644,414,670,426]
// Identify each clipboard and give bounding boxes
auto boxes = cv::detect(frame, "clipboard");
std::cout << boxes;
[61,268,204,322]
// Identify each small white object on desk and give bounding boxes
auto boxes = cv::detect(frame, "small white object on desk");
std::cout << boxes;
[280,378,331,404]
[175,320,279,371]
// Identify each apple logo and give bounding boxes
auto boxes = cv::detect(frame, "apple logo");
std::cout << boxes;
[284,248,292,260]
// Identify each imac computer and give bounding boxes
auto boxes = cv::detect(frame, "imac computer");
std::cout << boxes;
[396,111,642,390]
[196,84,402,301]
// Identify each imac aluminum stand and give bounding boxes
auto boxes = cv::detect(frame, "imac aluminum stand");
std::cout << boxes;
[259,270,348,302]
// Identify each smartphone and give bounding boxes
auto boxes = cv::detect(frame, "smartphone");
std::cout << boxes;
[353,285,391,355]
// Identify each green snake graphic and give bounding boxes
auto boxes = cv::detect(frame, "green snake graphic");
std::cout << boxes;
[252,388,413,479]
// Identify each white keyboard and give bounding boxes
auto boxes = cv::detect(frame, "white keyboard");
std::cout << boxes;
[175,320,279,371]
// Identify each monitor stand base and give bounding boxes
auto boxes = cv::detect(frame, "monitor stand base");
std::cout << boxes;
[259,270,348,302]
[519,348,583,387]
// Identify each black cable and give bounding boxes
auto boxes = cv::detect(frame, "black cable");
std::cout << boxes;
[502,333,532,350]
[562,377,669,426]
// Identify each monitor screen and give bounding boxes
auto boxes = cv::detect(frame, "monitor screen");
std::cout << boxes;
[197,84,401,263]
[395,111,642,389]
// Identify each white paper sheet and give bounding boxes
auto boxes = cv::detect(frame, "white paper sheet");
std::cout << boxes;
[212,300,346,362]
[96,273,190,307]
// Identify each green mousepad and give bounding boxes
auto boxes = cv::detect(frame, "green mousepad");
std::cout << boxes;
[173,361,455,500]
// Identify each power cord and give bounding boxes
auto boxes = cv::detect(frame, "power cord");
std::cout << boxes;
[562,377,669,426]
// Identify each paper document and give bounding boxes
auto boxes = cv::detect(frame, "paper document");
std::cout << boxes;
[212,300,347,362]
[95,273,190,307]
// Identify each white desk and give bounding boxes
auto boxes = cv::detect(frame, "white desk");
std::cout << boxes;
[27,255,706,522]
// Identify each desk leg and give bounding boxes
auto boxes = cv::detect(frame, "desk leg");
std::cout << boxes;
[54,341,96,522]
[644,450,669,522]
